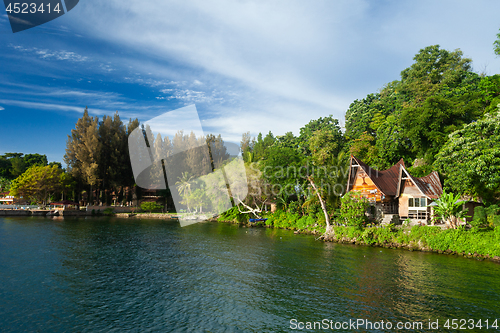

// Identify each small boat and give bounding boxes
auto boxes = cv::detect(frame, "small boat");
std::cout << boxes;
[249,218,268,223]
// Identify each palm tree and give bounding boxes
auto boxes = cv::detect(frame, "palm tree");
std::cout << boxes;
[176,172,194,212]
[433,190,469,229]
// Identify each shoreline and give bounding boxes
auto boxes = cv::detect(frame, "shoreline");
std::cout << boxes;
[216,218,500,264]
[2,210,499,263]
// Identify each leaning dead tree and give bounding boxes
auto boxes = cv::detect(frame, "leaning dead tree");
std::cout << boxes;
[236,197,267,219]
[306,175,332,234]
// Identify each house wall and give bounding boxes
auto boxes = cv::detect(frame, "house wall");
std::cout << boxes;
[398,193,409,218]
[399,180,429,221]
[350,170,383,202]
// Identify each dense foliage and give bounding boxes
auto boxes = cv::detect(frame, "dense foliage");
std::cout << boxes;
[345,45,486,169]
[435,112,500,202]
[0,152,54,179]
[140,201,164,213]
[338,192,369,228]
[9,165,72,204]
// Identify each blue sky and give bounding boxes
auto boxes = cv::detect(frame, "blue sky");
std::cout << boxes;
[1,0,500,165]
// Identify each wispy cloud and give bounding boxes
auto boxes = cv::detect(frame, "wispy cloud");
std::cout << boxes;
[0,106,4,111]
[156,88,225,104]
[0,82,129,108]
[10,44,88,62]
[0,99,101,114]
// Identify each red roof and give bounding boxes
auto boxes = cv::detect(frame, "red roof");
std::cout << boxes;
[413,171,443,199]
[50,200,79,205]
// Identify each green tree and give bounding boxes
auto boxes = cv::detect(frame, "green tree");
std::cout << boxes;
[349,132,378,167]
[299,116,343,155]
[494,28,500,56]
[65,108,139,204]
[98,112,127,194]
[206,133,230,169]
[308,129,349,221]
[434,112,500,202]
[339,191,369,228]
[345,45,485,168]
[253,131,275,161]
[345,93,381,141]
[64,107,100,203]
[374,114,412,169]
[176,172,194,212]
[240,131,255,163]
[188,188,210,213]
[479,74,500,114]
[10,155,26,178]
[0,177,12,192]
[23,154,48,169]
[0,156,11,179]
[10,165,64,204]
[275,131,299,149]
[261,145,304,200]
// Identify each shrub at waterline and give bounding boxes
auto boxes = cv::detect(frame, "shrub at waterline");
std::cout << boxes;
[217,206,248,223]
[471,205,500,229]
[331,225,500,257]
[338,192,370,228]
[140,202,164,213]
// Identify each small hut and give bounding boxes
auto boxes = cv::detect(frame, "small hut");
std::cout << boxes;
[49,200,80,210]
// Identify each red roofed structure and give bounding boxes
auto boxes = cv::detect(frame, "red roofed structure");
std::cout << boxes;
[346,155,443,223]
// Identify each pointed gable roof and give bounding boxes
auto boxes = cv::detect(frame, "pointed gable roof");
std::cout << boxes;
[348,155,443,199]
[349,155,405,197]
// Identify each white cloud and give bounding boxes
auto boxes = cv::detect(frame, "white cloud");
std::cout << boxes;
[0,98,148,119]
[10,44,88,62]
[0,106,4,111]
[75,1,500,102]
[0,99,101,114]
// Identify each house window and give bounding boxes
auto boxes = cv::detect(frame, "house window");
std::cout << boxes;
[409,197,426,208]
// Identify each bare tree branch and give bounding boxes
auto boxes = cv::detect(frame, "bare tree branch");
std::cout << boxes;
[235,196,266,218]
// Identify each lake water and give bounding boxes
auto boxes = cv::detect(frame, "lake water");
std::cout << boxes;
[0,217,499,332]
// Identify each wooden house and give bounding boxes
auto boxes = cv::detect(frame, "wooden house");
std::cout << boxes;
[346,155,443,224]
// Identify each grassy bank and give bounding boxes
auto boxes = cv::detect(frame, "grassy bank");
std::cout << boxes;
[218,208,500,261]
[328,225,500,260]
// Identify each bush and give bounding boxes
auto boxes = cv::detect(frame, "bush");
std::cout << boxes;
[287,201,301,214]
[140,201,164,213]
[264,210,320,230]
[471,206,487,228]
[103,208,115,216]
[471,205,500,229]
[339,192,369,228]
[217,206,247,223]
[486,205,500,227]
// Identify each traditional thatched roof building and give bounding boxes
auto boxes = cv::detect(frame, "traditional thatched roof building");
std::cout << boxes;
[346,155,443,223]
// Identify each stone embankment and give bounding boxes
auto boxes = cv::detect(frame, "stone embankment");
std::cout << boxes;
[0,209,90,217]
